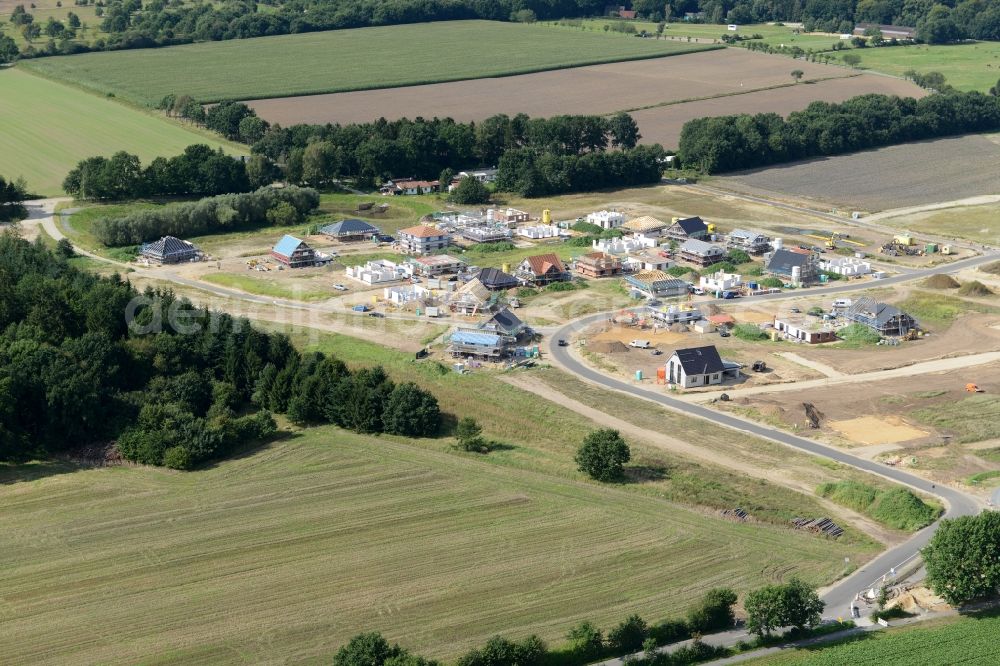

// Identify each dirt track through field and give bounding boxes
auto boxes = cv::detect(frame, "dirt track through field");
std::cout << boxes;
[248,50,874,127]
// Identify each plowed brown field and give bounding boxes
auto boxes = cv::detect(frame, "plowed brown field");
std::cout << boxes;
[247,49,923,147]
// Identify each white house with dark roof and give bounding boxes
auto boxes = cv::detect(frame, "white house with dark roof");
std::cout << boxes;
[726,229,771,254]
[666,345,726,388]
[667,216,709,240]
[765,248,820,285]
[398,225,451,255]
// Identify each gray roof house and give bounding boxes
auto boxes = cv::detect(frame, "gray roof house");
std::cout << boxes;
[140,236,199,264]
[480,308,526,337]
[726,229,771,254]
[765,249,820,285]
[666,345,726,388]
[319,219,380,241]
[667,216,709,240]
[679,239,726,266]
[845,296,917,337]
[476,267,519,291]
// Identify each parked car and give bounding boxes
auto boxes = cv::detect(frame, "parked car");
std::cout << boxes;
[332,284,348,291]
[651,349,663,356]
[368,312,385,318]
[557,339,569,347]
[718,330,731,337]
[789,307,801,313]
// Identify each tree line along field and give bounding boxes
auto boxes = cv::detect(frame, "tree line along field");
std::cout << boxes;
[18,20,716,106]
[1,427,865,663]
[0,68,240,195]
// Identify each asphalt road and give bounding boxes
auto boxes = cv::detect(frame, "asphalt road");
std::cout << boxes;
[549,248,997,620]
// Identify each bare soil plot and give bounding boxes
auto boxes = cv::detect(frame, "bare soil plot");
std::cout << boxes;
[716,132,1000,212]
[247,49,856,127]
[829,416,928,445]
[632,73,926,148]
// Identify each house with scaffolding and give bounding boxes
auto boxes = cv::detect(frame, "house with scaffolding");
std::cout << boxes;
[845,296,917,337]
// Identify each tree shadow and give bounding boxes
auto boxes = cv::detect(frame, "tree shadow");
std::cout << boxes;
[0,459,83,485]
[622,461,671,484]
[195,430,300,470]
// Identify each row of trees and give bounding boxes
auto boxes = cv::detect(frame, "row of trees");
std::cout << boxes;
[0,175,29,222]
[677,90,1000,173]
[62,144,278,200]
[332,579,824,666]
[92,186,320,246]
[0,233,441,467]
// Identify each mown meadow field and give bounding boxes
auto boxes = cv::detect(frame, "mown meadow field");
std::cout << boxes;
[0,68,240,195]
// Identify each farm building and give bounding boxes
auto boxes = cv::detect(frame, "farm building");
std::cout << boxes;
[398,225,451,255]
[666,345,726,388]
[450,279,494,315]
[726,229,771,254]
[447,168,498,191]
[667,216,709,240]
[319,219,380,242]
[853,22,916,38]
[271,235,323,268]
[820,256,872,276]
[624,271,688,299]
[765,248,820,285]
[382,179,439,195]
[516,253,570,286]
[476,267,519,291]
[845,296,917,337]
[345,259,409,285]
[700,271,741,292]
[679,239,726,267]
[140,236,199,264]
[408,254,465,276]
[623,215,668,236]
[575,252,623,278]
[462,226,512,243]
[623,251,672,273]
[773,314,838,344]
[586,210,626,229]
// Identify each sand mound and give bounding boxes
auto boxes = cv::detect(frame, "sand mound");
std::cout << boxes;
[705,304,722,315]
[758,404,787,418]
[980,260,1000,276]
[590,340,629,353]
[669,323,689,333]
[922,274,960,289]
[958,280,994,297]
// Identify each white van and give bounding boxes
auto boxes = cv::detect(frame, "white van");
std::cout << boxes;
[629,340,651,349]
[833,298,852,308]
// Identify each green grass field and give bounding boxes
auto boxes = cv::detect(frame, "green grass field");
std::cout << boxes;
[887,202,1000,245]
[748,609,1000,665]
[0,68,240,195]
[850,41,1000,91]
[20,20,715,106]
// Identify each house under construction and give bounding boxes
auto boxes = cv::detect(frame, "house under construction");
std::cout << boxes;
[845,296,917,337]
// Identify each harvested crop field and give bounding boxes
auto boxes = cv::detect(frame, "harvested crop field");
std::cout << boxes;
[630,73,926,148]
[716,133,1000,211]
[21,20,714,106]
[246,49,849,128]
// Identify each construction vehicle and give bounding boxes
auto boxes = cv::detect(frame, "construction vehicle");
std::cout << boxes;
[966,383,985,393]
[751,360,767,372]
[805,231,866,249]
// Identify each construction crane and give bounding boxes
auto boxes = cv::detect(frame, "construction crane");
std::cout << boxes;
[806,231,866,249]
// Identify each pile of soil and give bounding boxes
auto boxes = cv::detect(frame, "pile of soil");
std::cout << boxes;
[958,280,995,297]
[669,323,689,333]
[922,274,960,289]
[590,340,629,353]
[705,303,722,315]
[980,260,1000,276]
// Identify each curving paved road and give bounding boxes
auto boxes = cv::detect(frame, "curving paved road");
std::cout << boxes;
[550,307,984,620]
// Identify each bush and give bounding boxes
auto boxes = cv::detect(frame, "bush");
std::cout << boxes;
[449,176,491,204]
[837,323,881,345]
[732,323,767,341]
[726,249,750,264]
[457,635,546,666]
[759,277,783,288]
[687,588,738,634]
[607,614,647,652]
[818,481,939,531]
[575,428,631,481]
[545,281,577,292]
[162,445,193,470]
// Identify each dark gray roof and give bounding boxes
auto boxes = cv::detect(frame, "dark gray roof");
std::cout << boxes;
[477,267,519,289]
[767,249,810,272]
[674,216,708,235]
[319,219,379,236]
[672,345,725,375]
[847,296,911,326]
[143,236,195,257]
[481,308,524,335]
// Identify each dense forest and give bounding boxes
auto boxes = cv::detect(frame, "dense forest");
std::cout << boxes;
[0,175,28,222]
[0,234,441,467]
[6,0,998,61]
[677,90,1000,172]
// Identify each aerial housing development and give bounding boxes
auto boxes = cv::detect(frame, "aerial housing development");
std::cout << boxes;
[2,7,999,666]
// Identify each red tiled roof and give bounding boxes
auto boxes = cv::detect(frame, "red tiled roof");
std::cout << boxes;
[525,253,566,276]
[401,225,446,238]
